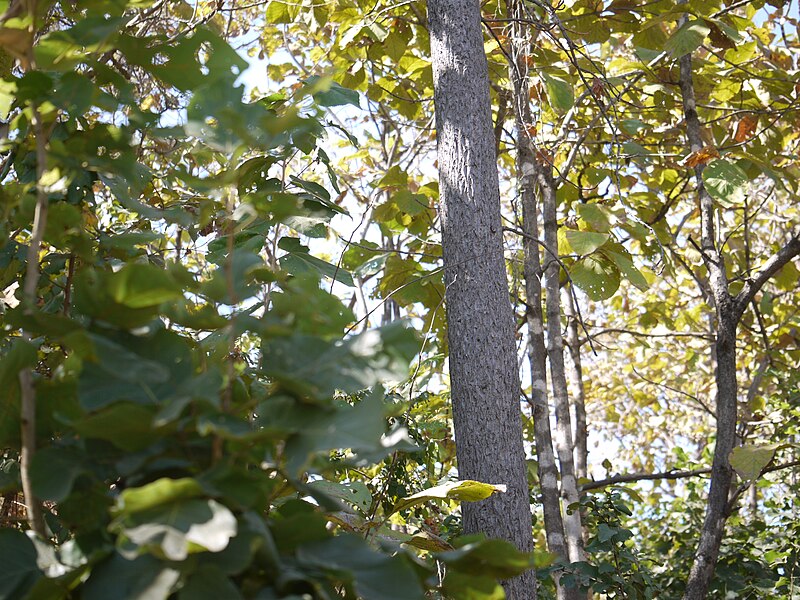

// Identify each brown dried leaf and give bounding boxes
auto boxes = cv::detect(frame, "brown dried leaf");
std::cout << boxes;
[535,149,553,165]
[684,145,720,168]
[707,21,735,50]
[591,77,605,98]
[0,26,32,59]
[734,114,758,143]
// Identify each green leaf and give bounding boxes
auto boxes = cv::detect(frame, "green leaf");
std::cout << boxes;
[77,329,197,411]
[297,535,426,600]
[441,571,504,600]
[118,478,206,515]
[576,203,613,232]
[702,159,748,205]
[664,19,710,57]
[307,479,373,515]
[391,480,506,515]
[278,237,354,287]
[438,539,535,580]
[262,321,418,401]
[383,30,410,62]
[542,73,574,113]
[0,339,37,445]
[0,529,42,599]
[602,245,649,291]
[73,402,160,452]
[108,263,183,308]
[85,333,170,384]
[283,390,387,473]
[83,553,180,600]
[622,141,650,164]
[597,523,617,542]
[570,254,621,301]
[565,230,609,255]
[178,565,243,600]
[0,78,17,119]
[730,444,778,480]
[725,41,756,63]
[393,190,429,216]
[120,498,238,561]
[30,446,88,502]
[265,0,292,23]
[306,76,360,108]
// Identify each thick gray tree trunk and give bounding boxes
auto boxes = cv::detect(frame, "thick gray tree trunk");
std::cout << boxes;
[428,0,537,596]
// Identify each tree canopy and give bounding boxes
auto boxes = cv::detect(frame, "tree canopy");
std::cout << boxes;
[1,0,799,598]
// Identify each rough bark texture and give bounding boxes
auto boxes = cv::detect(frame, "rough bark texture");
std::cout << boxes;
[502,3,577,598]
[427,0,537,596]
[540,164,584,563]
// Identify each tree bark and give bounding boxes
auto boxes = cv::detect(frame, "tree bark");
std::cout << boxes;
[502,3,579,598]
[427,0,537,596]
[563,287,588,482]
[541,164,585,564]
[678,39,738,600]
[676,33,800,600]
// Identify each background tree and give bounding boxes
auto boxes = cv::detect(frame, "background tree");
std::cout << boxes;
[2,0,800,598]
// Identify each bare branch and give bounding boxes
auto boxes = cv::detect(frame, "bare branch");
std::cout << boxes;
[734,232,800,318]
[581,467,712,491]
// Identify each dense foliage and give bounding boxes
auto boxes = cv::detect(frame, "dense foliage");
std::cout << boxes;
[1,0,799,598]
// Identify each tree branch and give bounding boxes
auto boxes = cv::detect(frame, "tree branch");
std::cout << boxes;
[18,102,48,541]
[581,467,712,491]
[727,459,800,513]
[734,232,800,319]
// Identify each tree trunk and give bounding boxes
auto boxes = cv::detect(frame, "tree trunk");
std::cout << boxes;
[427,0,537,596]
[679,39,800,589]
[541,164,585,564]
[563,288,588,482]
[501,3,580,598]
[678,34,737,600]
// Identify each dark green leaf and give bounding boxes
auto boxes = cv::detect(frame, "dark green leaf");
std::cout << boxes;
[83,553,180,600]
[307,76,361,108]
[178,565,243,600]
[120,498,237,561]
[297,535,426,600]
[0,529,42,599]
[30,446,88,502]
[278,236,354,287]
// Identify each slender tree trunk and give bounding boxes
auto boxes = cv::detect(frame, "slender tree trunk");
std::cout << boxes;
[502,3,580,598]
[678,35,737,600]
[428,1,537,596]
[563,288,588,482]
[541,164,585,563]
